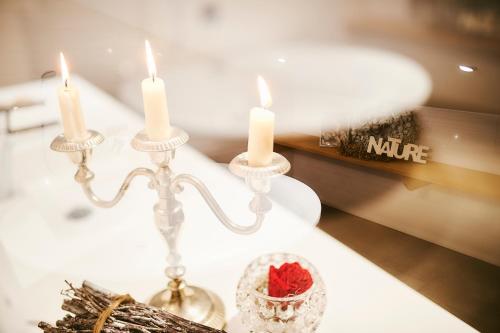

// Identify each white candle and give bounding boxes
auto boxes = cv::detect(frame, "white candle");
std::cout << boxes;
[142,40,170,141]
[57,52,88,141]
[247,76,275,166]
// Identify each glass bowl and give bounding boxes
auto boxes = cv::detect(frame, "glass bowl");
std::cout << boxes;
[236,253,327,333]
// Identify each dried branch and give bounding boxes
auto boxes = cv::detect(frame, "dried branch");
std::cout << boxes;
[39,281,226,333]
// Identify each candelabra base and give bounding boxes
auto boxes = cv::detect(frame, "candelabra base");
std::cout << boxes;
[149,279,226,330]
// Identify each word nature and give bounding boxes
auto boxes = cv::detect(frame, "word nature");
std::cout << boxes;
[367,136,430,164]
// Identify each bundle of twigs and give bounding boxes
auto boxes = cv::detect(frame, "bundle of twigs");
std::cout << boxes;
[38,281,226,333]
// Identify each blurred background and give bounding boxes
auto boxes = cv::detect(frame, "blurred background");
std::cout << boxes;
[0,0,499,332]
[1,0,500,111]
[1,0,499,155]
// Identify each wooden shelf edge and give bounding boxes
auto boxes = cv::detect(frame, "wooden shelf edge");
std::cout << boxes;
[276,134,500,202]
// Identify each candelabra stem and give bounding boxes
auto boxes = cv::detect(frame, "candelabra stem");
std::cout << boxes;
[150,167,225,329]
[153,166,186,280]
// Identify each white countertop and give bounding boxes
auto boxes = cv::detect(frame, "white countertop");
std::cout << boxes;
[0,77,475,332]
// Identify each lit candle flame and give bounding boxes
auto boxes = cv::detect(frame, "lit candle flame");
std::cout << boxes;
[145,40,157,80]
[60,52,69,87]
[257,75,272,108]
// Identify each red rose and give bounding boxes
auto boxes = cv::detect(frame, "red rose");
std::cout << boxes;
[268,262,313,297]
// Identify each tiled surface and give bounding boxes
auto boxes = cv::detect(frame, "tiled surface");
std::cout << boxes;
[318,205,500,333]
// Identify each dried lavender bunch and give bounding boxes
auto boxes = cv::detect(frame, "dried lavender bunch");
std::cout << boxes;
[38,281,226,333]
[321,111,419,161]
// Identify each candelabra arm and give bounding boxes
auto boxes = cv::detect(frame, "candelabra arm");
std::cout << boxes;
[171,174,270,235]
[77,164,157,209]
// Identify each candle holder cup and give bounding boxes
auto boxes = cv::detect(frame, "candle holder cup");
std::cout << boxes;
[236,253,327,333]
[50,126,290,329]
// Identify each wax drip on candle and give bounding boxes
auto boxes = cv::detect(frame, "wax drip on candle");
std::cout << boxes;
[60,52,69,88]
[145,40,157,83]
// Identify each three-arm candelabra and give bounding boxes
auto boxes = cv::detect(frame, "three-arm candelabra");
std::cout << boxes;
[50,126,290,329]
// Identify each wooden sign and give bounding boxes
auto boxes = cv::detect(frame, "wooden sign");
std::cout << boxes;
[367,136,430,164]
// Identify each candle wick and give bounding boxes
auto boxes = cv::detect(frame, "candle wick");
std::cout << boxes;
[64,79,68,88]
[152,73,155,83]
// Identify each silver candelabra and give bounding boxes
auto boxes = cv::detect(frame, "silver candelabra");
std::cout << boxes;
[50,126,290,329]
